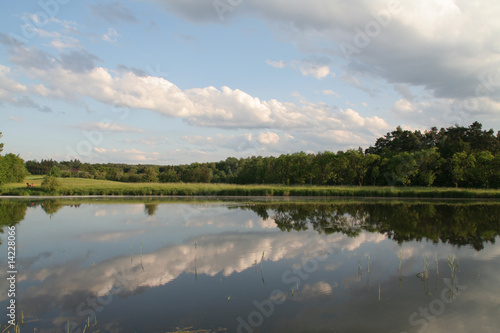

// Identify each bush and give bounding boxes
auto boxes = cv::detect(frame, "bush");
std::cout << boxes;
[41,176,62,193]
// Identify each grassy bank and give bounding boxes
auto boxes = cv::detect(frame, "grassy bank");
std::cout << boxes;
[1,176,500,198]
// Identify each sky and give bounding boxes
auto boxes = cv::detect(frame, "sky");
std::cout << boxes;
[1,0,500,165]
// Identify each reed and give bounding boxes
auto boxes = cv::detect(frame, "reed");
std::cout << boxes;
[2,176,500,198]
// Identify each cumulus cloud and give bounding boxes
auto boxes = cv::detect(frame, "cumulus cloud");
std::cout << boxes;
[2,43,339,130]
[1,34,394,156]
[390,96,500,127]
[147,0,500,119]
[257,132,280,145]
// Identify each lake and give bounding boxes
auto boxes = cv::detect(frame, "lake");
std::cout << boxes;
[1,197,499,333]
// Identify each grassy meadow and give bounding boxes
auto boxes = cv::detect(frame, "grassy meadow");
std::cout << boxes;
[1,176,500,198]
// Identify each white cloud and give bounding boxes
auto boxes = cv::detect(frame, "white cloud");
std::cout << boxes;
[123,136,169,146]
[390,96,500,128]
[2,41,396,157]
[257,132,280,145]
[322,89,341,97]
[392,99,417,115]
[102,27,120,43]
[152,0,500,108]
[93,147,161,163]
[34,28,61,38]
[341,108,366,127]
[182,133,256,152]
[0,65,27,99]
[296,61,332,79]
[49,36,81,49]
[266,59,334,79]
[266,59,286,68]
[79,230,146,242]
[77,121,144,133]
[340,108,391,133]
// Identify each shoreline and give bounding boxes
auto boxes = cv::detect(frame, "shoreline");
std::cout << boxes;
[0,194,499,202]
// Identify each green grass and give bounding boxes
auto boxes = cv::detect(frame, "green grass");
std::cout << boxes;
[1,176,500,198]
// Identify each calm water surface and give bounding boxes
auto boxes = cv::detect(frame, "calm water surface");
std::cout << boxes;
[0,198,499,333]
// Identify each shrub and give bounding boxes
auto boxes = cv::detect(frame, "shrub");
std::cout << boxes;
[41,176,62,193]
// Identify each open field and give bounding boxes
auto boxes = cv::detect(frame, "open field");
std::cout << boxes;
[1,176,500,198]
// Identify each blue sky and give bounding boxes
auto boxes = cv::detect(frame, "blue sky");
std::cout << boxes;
[1,0,499,164]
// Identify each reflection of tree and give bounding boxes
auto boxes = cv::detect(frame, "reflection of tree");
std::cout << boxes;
[41,200,64,216]
[144,204,159,216]
[243,202,500,251]
[0,201,28,244]
[0,201,27,224]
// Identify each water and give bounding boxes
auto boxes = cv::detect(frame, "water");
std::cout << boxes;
[0,198,499,333]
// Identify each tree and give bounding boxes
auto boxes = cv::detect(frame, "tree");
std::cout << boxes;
[345,149,368,186]
[0,132,3,153]
[289,152,313,184]
[364,154,381,186]
[48,166,62,177]
[41,175,62,192]
[313,151,335,185]
[331,152,350,185]
[386,152,419,186]
[0,154,27,185]
[451,152,475,188]
[142,166,159,183]
[414,148,443,187]
[471,151,495,188]
[366,126,424,155]
[159,169,179,183]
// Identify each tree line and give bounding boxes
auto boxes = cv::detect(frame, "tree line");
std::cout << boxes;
[6,121,500,188]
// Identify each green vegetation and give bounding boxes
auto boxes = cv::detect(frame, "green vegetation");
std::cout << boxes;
[0,133,27,186]
[1,176,500,198]
[41,175,62,192]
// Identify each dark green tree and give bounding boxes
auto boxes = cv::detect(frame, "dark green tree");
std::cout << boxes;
[0,154,27,185]
[48,166,62,177]
[451,152,475,188]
